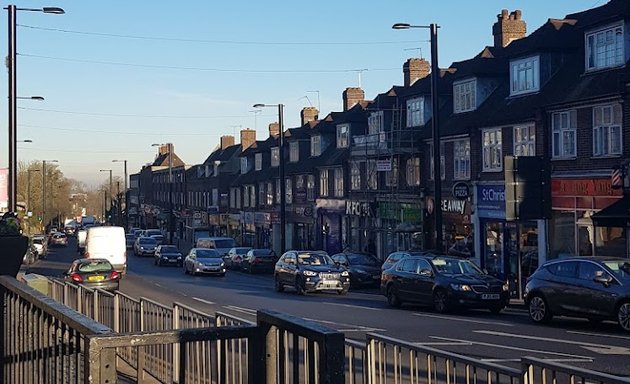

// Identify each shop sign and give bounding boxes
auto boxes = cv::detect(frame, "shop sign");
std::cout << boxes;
[551,178,622,197]
[345,200,375,217]
[452,182,470,200]
[441,199,466,214]
[376,159,392,172]
[254,212,270,225]
[378,202,422,222]
[295,206,313,217]
[193,211,202,219]
[476,184,505,219]
[242,211,254,224]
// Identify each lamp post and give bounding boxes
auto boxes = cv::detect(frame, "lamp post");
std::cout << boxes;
[253,103,285,254]
[152,143,174,244]
[392,22,443,251]
[6,4,64,212]
[113,159,128,228]
[100,169,113,223]
[42,159,58,229]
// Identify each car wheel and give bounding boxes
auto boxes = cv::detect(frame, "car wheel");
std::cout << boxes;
[183,265,188,274]
[274,276,284,292]
[338,287,349,295]
[617,301,630,332]
[528,294,553,324]
[433,289,450,314]
[386,286,401,308]
[295,277,306,295]
[489,305,503,314]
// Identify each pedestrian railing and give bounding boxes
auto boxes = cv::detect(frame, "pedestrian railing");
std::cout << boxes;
[522,357,630,384]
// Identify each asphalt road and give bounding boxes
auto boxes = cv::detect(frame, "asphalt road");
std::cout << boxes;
[23,236,630,378]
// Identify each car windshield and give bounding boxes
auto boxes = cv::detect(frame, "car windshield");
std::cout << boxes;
[432,258,484,275]
[215,239,236,248]
[603,260,630,279]
[252,249,273,256]
[348,253,380,266]
[146,230,162,236]
[77,260,112,273]
[233,248,250,254]
[297,253,332,266]
[160,246,179,253]
[196,249,221,259]
[139,238,157,245]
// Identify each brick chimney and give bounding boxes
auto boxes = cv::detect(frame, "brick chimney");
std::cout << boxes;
[220,135,235,150]
[301,107,319,126]
[240,129,256,149]
[343,87,365,111]
[493,9,526,48]
[404,58,431,87]
[268,122,280,138]
[157,144,171,155]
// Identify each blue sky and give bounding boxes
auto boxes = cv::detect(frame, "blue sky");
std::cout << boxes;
[0,0,602,186]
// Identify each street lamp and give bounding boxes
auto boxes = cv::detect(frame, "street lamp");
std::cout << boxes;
[6,4,64,212]
[16,96,44,101]
[393,22,443,251]
[18,139,32,143]
[152,143,174,244]
[100,169,113,222]
[252,103,285,254]
[42,159,58,229]
[113,159,128,228]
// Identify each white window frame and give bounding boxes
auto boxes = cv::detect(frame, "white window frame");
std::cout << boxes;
[289,142,299,162]
[513,124,536,156]
[593,104,623,156]
[385,158,399,187]
[306,175,315,201]
[367,160,378,190]
[243,185,250,208]
[368,111,384,136]
[453,139,470,180]
[249,185,256,207]
[286,179,293,204]
[320,169,329,196]
[430,143,446,181]
[334,168,344,197]
[406,157,421,186]
[406,97,424,127]
[337,124,349,148]
[258,182,265,206]
[586,23,625,71]
[255,153,262,171]
[482,128,503,172]
[275,179,281,204]
[510,56,540,96]
[240,157,247,174]
[552,110,577,159]
[453,79,476,113]
[266,181,273,205]
[350,161,361,190]
[311,135,321,157]
[271,147,279,167]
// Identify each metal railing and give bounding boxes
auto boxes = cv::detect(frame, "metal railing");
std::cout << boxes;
[522,357,630,384]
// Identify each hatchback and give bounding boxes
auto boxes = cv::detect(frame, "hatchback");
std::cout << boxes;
[274,250,350,295]
[241,249,277,274]
[134,236,158,257]
[183,248,226,276]
[524,256,630,331]
[50,233,68,247]
[154,245,183,267]
[331,251,382,287]
[64,258,121,292]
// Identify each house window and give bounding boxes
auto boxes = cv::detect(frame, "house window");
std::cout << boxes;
[212,163,218,176]
[368,111,384,136]
[235,188,241,209]
[243,186,250,208]
[350,161,361,190]
[230,188,235,208]
[320,169,329,196]
[255,153,262,171]
[334,168,344,197]
[212,189,218,206]
[311,135,321,156]
[510,56,540,96]
[406,97,424,127]
[337,125,349,148]
[453,79,476,113]
[385,158,399,187]
[482,128,503,171]
[306,175,315,201]
[289,142,299,162]
[271,147,279,167]
[266,182,273,205]
[367,160,378,190]
[240,157,247,174]
[593,104,622,156]
[552,110,577,158]
[295,175,304,191]
[430,143,446,180]
[275,179,281,204]
[406,158,421,186]
[286,179,293,204]
[514,124,536,156]
[259,182,265,206]
[586,24,624,71]
[453,139,470,180]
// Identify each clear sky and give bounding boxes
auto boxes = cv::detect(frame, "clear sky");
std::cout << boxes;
[0,0,602,187]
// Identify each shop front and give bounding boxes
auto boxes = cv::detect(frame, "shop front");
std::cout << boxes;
[227,213,241,243]
[441,196,473,258]
[316,199,346,255]
[254,212,271,249]
[287,205,315,251]
[241,211,255,247]
[377,200,423,261]
[345,199,377,256]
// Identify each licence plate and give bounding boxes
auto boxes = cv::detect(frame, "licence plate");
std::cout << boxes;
[322,281,338,288]
[88,275,105,282]
[481,294,500,300]
[168,259,177,263]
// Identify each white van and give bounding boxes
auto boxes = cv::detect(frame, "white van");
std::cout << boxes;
[195,237,236,257]
[84,226,127,274]
[77,229,88,255]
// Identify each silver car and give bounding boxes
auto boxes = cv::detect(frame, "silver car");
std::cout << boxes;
[183,248,226,276]
[134,236,158,257]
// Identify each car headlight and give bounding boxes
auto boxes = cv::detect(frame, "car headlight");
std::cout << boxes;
[303,270,317,276]
[177,256,182,260]
[220,262,225,267]
[450,283,471,291]
[341,271,349,276]
[502,283,510,292]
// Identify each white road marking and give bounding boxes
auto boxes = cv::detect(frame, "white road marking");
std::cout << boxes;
[429,336,593,361]
[223,305,256,316]
[192,297,215,305]
[413,313,513,327]
[154,283,162,288]
[304,317,386,332]
[324,302,381,311]
[481,358,589,363]
[474,330,630,355]
[567,330,630,341]
[414,341,472,346]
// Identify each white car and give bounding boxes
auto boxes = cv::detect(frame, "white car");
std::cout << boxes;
[31,235,47,258]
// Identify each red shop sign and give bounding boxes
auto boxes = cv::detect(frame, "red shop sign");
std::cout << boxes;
[551,178,622,197]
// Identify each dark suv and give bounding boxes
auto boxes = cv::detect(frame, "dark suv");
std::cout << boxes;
[274,251,350,295]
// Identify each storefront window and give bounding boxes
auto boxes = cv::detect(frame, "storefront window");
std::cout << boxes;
[550,211,576,258]
[595,226,626,257]
[484,222,503,278]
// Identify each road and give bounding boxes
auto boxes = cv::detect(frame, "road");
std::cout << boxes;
[23,236,630,378]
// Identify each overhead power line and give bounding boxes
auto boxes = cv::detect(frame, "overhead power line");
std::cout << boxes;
[18,106,260,119]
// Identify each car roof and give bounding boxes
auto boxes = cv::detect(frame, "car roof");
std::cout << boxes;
[543,256,628,264]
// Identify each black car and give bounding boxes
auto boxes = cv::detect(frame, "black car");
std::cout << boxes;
[64,258,121,292]
[381,250,433,272]
[524,256,630,332]
[331,251,382,287]
[241,248,277,274]
[154,245,183,267]
[381,255,510,313]
[274,251,350,295]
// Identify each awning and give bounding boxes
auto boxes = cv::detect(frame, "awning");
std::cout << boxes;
[591,195,630,227]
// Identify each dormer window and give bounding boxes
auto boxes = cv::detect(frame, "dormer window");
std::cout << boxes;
[240,157,247,174]
[368,111,383,135]
[255,153,262,171]
[586,24,624,71]
[289,142,299,162]
[453,79,476,113]
[271,147,279,167]
[337,124,349,148]
[311,135,321,156]
[510,56,539,96]
[406,97,424,126]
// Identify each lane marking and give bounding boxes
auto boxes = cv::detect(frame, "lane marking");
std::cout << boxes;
[414,341,472,346]
[192,297,215,305]
[323,302,381,311]
[223,305,256,316]
[474,330,630,355]
[304,317,386,332]
[413,313,513,327]
[429,336,593,360]
[481,358,589,363]
[567,330,630,341]
[154,283,162,288]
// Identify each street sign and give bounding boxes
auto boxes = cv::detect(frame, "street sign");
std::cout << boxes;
[452,182,470,200]
[376,160,392,172]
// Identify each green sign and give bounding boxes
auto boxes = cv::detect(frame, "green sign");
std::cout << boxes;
[378,202,422,223]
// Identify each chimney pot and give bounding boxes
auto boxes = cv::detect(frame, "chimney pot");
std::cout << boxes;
[301,107,319,126]
[268,122,280,138]
[240,129,256,149]
[493,9,526,48]
[404,58,431,87]
[220,135,235,150]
